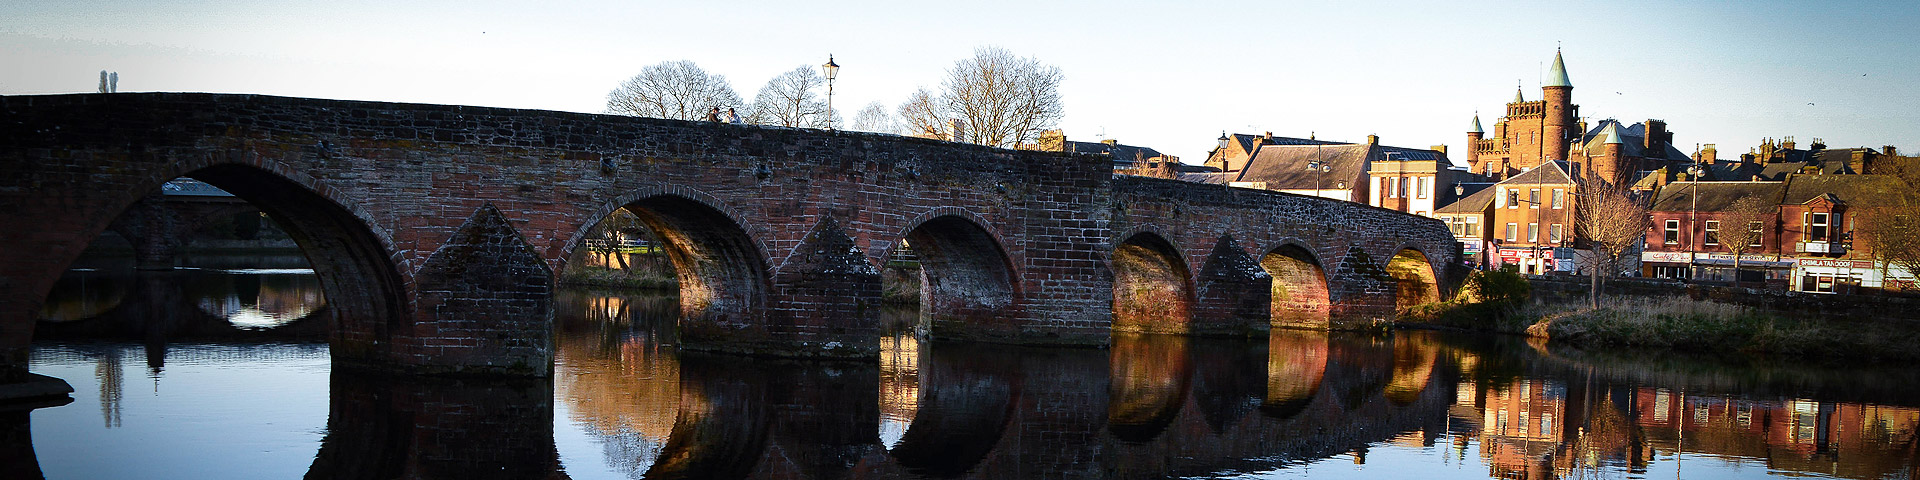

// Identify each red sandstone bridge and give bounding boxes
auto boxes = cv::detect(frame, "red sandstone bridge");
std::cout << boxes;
[0,93,1457,380]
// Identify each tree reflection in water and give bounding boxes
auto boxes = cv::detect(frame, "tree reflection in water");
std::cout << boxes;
[20,276,1920,480]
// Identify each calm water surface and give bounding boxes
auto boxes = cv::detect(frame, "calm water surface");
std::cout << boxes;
[26,261,1920,479]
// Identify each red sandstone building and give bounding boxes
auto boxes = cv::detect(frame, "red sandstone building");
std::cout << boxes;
[1642,174,1919,292]
[1464,51,1691,186]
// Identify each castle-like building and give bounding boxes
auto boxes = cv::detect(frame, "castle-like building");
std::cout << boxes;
[1464,50,1687,185]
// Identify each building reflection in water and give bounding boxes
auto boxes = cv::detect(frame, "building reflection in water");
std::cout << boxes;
[28,269,1920,479]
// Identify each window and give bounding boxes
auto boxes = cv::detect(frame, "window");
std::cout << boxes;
[1466,217,1479,236]
[1398,177,1409,198]
[1507,189,1519,209]
[1383,177,1394,198]
[1550,223,1563,243]
[1417,177,1429,199]
[1506,223,1518,242]
[1529,189,1540,209]
[1747,221,1764,248]
[1528,223,1540,243]
[1665,219,1680,244]
[1704,220,1720,246]
[1807,212,1829,241]
[1551,189,1564,209]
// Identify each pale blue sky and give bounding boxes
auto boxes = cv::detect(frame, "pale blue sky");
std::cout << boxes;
[5,0,1916,164]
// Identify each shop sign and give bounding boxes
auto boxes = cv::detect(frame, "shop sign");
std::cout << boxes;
[1796,258,1873,269]
[1641,251,1690,263]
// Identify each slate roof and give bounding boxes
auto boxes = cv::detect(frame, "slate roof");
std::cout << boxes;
[1066,140,1168,168]
[1437,183,1498,214]
[1503,160,1577,186]
[1574,119,1690,161]
[1544,51,1572,88]
[1234,144,1371,190]
[1650,182,1785,212]
[1751,148,1868,180]
[1781,174,1917,206]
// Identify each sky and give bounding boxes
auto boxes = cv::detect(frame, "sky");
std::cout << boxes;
[6,0,1918,166]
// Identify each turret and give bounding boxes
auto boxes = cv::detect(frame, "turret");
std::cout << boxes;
[1597,120,1624,184]
[1466,113,1485,169]
[1541,50,1574,162]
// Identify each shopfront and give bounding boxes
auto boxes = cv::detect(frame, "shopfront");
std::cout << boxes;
[1793,258,1876,294]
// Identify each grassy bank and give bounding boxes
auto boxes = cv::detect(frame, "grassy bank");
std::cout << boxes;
[559,266,676,290]
[1401,272,1920,362]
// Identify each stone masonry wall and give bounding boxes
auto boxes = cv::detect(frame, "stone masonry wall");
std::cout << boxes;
[1111,176,1460,331]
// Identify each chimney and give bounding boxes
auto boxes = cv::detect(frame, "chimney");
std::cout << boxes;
[1643,119,1667,151]
[1701,144,1717,163]
[1884,145,1899,156]
[1366,134,1379,145]
[1430,144,1447,157]
[1782,135,1796,151]
[1850,149,1867,173]
[1101,139,1118,146]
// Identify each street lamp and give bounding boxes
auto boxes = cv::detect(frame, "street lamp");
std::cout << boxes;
[1685,163,1705,280]
[821,55,840,131]
[1307,159,1332,198]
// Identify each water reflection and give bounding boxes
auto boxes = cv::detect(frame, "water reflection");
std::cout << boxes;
[21,271,1920,479]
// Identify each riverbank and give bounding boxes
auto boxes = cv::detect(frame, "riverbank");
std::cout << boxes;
[558,266,676,290]
[1402,273,1920,363]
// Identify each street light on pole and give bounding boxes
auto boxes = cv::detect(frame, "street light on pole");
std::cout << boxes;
[821,55,840,131]
[1685,163,1705,280]
[1307,159,1331,198]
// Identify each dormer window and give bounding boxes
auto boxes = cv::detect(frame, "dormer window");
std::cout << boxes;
[1806,212,1829,242]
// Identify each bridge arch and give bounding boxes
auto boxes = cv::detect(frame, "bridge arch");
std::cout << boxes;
[563,190,772,346]
[889,209,1020,341]
[1385,246,1441,310]
[1111,231,1194,334]
[1259,240,1332,330]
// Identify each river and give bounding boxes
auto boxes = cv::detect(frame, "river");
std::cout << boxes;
[24,256,1920,479]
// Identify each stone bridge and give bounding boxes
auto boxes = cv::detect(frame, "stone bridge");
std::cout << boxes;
[0,93,1458,379]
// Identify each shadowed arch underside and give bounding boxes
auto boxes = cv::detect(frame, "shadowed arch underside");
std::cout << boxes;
[187,165,408,368]
[616,195,770,354]
[1387,249,1440,310]
[1262,245,1331,330]
[1111,233,1193,334]
[904,216,1018,342]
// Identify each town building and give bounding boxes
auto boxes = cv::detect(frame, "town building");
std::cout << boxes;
[1202,132,1474,212]
[1464,50,1692,187]
[1642,174,1919,293]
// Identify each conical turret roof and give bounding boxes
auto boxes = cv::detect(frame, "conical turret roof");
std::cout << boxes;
[1469,114,1483,134]
[1601,120,1623,145]
[1544,50,1572,88]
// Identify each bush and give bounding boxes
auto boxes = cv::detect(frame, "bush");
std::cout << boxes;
[1460,270,1530,304]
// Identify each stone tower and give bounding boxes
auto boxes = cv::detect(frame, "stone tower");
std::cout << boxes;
[1466,113,1484,168]
[1541,50,1573,163]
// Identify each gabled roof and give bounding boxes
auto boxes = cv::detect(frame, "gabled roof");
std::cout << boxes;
[1234,144,1372,190]
[1753,148,1868,180]
[1781,174,1917,206]
[1650,181,1785,212]
[1500,160,1577,186]
[1437,183,1498,214]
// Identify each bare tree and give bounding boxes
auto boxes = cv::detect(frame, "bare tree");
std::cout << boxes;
[896,88,945,138]
[936,47,1064,148]
[850,101,898,134]
[1856,203,1920,290]
[1576,180,1650,308]
[747,66,829,128]
[606,60,743,121]
[1715,195,1774,284]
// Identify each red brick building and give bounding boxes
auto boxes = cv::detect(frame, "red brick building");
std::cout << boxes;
[1642,174,1919,292]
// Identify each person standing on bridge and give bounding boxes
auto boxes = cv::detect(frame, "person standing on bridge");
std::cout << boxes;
[706,106,721,122]
[725,107,741,124]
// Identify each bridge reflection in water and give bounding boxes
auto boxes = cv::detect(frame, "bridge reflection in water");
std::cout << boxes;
[22,279,1920,479]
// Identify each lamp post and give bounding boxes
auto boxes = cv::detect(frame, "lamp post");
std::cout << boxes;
[821,55,840,131]
[1685,163,1705,280]
[1307,160,1331,198]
